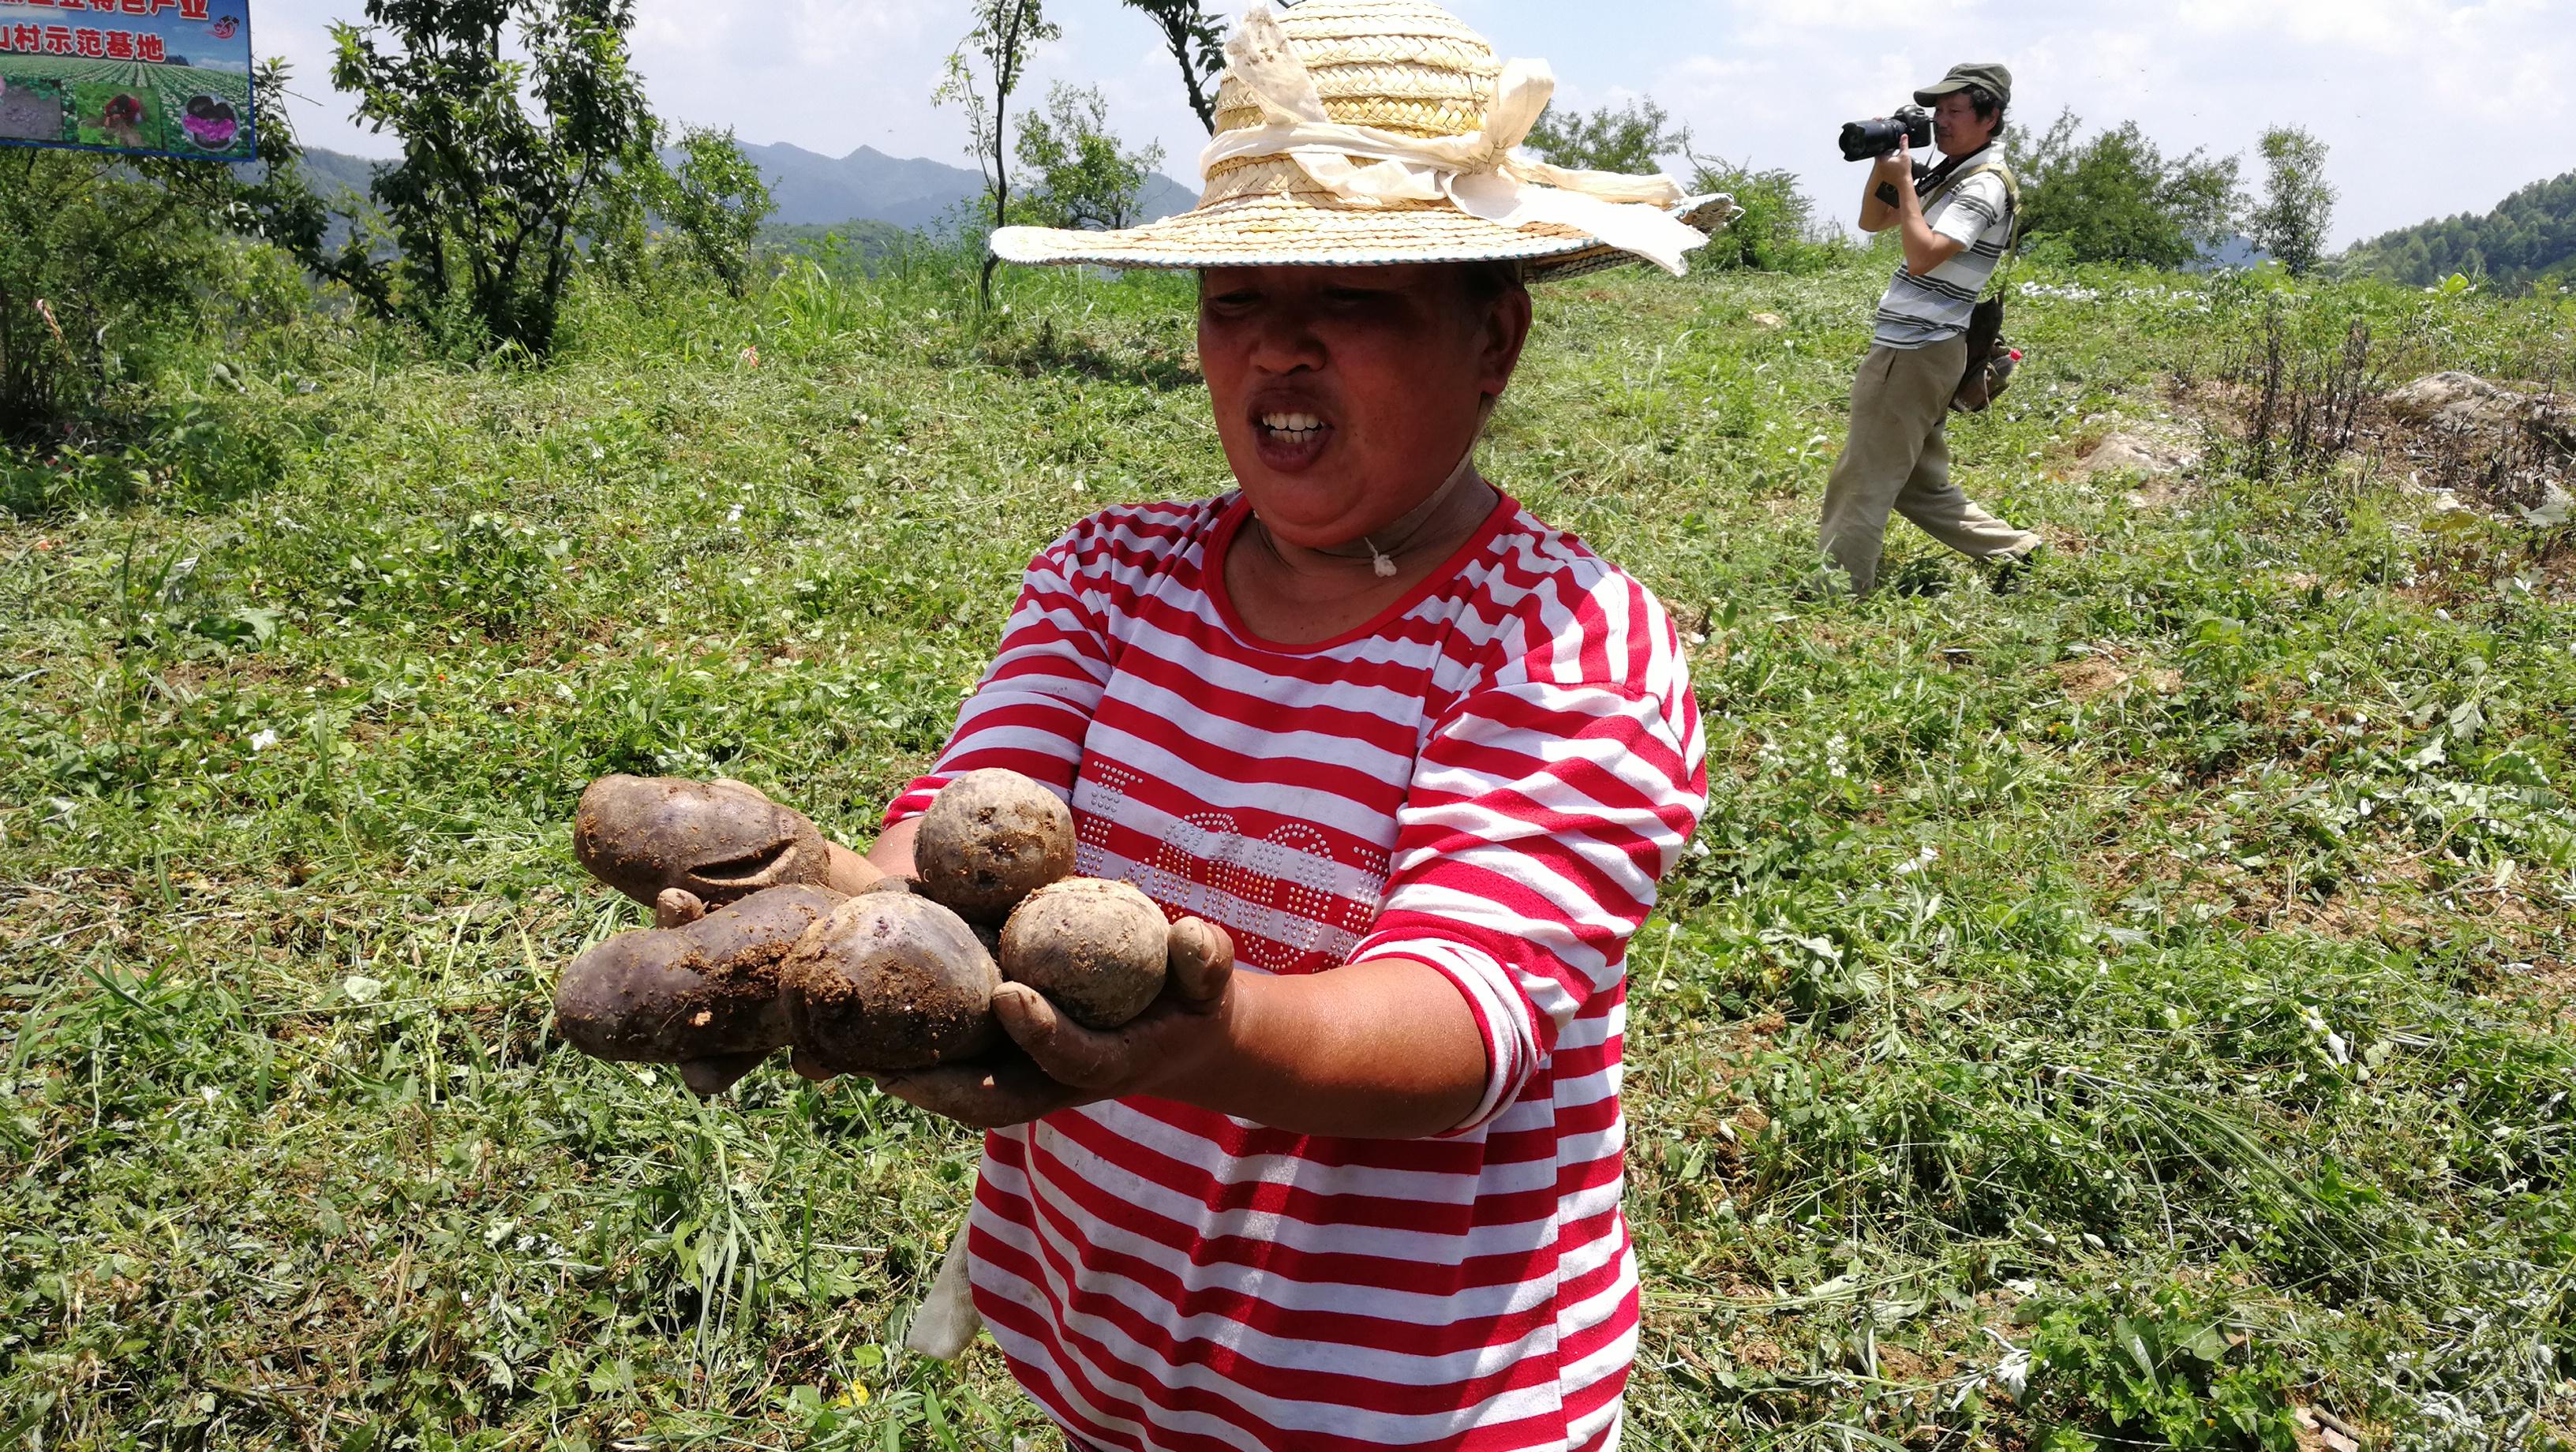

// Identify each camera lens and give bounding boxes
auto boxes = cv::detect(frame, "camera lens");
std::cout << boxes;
[1840,118,1900,162]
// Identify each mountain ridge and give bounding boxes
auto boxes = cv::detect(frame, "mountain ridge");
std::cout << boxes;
[293,142,1199,236]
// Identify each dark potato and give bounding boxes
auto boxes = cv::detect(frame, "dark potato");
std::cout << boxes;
[552,883,844,1065]
[912,769,1075,923]
[998,878,1169,1029]
[572,775,832,909]
[784,892,1004,1073]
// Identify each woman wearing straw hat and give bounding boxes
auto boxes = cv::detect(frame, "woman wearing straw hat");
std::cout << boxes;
[828,3,1728,1446]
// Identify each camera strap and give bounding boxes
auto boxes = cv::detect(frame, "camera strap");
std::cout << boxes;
[1923,155,2020,298]
[1935,156,2024,412]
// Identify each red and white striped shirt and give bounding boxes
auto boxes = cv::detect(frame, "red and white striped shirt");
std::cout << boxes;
[886,490,1707,1452]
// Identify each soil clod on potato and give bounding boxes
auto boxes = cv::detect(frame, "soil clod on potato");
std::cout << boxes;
[999,878,1169,1029]
[784,893,1004,1074]
[573,775,833,910]
[553,882,844,1065]
[912,769,1076,923]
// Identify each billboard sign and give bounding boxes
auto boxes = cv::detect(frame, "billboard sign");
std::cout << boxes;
[0,0,255,161]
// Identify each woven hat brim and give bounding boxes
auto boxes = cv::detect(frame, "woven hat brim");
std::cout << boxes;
[992,193,1692,283]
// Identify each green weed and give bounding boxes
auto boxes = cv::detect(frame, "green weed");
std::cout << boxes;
[2,245,2570,1450]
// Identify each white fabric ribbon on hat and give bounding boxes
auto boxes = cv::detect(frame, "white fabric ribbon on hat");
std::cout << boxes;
[1200,5,1713,275]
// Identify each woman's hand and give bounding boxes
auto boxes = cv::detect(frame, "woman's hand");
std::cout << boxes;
[853,918,1237,1131]
[851,915,1487,1141]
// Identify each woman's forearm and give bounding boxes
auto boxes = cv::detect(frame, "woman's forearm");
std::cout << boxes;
[1155,958,1488,1140]
[823,817,920,893]
[831,816,1488,1139]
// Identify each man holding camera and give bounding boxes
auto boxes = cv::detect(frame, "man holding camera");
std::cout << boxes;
[1818,62,2043,596]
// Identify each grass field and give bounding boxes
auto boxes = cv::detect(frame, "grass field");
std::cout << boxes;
[2,241,2570,1450]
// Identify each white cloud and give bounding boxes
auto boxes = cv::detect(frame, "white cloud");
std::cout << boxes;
[1642,0,2573,243]
[259,0,2567,248]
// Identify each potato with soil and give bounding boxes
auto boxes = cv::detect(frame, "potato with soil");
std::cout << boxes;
[998,878,1170,1029]
[573,775,832,910]
[912,769,1075,923]
[784,892,1004,1074]
[553,882,844,1068]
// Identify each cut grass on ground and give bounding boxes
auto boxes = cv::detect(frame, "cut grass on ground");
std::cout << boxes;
[2,247,2571,1450]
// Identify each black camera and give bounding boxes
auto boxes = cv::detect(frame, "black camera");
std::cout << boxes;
[1839,105,1931,161]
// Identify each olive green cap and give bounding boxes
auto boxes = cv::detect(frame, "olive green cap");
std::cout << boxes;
[1915,62,2012,107]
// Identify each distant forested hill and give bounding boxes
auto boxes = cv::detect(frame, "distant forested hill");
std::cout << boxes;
[286,144,1198,241]
[2348,170,2576,293]
[296,147,381,209]
[732,141,1195,233]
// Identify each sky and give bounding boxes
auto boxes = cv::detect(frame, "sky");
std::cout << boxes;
[253,0,2576,247]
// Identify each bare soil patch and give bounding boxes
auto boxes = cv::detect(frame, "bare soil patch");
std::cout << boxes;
[2048,655,2181,702]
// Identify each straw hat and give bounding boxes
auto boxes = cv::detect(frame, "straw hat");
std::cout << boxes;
[991,0,1734,282]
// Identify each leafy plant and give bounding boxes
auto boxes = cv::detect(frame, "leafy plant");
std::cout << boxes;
[1014,83,1166,233]
[635,126,777,298]
[2022,1282,2305,1452]
[0,62,308,442]
[1687,157,1840,272]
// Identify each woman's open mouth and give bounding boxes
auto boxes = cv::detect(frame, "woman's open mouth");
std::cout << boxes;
[1254,410,1333,470]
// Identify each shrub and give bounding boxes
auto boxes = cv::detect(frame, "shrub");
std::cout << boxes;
[1687,159,1841,272]
[635,126,777,298]
[0,64,311,443]
[2009,110,2244,268]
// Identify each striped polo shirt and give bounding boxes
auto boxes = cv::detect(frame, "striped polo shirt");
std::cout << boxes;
[1872,148,2012,348]
[886,491,1708,1451]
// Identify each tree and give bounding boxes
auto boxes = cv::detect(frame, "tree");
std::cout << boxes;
[1522,96,1689,176]
[2005,110,2243,268]
[1121,0,1225,135]
[592,126,776,298]
[664,129,774,295]
[937,0,1059,309]
[1016,84,1167,232]
[2248,126,2336,276]
[324,0,661,355]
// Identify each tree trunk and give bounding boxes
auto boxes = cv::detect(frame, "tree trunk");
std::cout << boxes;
[982,11,1017,311]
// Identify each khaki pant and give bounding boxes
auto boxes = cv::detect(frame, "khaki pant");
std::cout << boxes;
[1819,339,2042,595]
